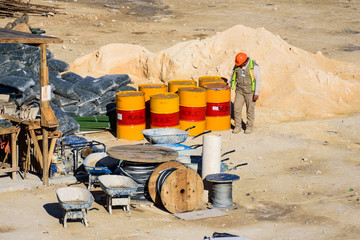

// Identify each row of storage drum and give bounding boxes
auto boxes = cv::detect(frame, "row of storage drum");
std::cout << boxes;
[117,76,230,140]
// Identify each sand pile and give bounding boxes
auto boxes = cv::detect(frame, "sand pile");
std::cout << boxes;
[69,25,360,121]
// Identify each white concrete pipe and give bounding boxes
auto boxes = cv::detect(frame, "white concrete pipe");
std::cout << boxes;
[201,134,222,179]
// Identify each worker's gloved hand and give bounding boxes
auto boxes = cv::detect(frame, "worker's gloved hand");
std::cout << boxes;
[253,94,259,102]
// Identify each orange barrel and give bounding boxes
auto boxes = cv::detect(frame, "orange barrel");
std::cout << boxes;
[116,91,146,140]
[178,87,206,136]
[198,76,226,87]
[138,83,167,102]
[204,83,231,131]
[150,93,179,128]
[168,80,197,93]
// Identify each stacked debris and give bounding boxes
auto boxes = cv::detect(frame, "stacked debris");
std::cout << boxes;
[0,43,134,136]
[0,0,60,18]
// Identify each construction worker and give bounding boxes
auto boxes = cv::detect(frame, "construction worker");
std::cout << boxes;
[231,53,262,134]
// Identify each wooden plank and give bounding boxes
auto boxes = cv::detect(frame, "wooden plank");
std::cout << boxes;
[173,208,227,220]
[47,137,56,169]
[160,168,203,214]
[0,28,62,44]
[0,126,17,135]
[29,129,43,168]
[0,166,19,173]
[1,114,41,129]
[107,145,178,163]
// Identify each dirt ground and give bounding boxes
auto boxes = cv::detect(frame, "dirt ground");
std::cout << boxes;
[0,0,359,239]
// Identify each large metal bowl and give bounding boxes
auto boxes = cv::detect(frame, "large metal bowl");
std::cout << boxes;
[142,128,190,144]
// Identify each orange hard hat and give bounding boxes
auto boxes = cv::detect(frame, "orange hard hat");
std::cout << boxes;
[235,53,247,66]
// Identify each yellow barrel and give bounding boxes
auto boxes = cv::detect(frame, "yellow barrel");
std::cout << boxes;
[168,80,197,93]
[150,93,179,128]
[179,87,206,136]
[198,76,226,87]
[203,83,230,103]
[116,91,146,140]
[139,83,167,128]
[204,83,231,131]
[138,83,167,102]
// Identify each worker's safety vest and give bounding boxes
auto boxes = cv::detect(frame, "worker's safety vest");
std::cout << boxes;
[231,59,255,92]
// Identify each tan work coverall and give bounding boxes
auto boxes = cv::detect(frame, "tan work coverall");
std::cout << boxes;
[233,60,262,131]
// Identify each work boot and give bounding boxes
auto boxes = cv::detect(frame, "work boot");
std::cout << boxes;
[232,127,241,134]
[244,127,253,134]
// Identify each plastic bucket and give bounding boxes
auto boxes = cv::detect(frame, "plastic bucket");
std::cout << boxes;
[116,91,146,140]
[203,83,231,131]
[198,76,226,87]
[178,87,206,136]
[168,80,197,93]
[150,93,179,128]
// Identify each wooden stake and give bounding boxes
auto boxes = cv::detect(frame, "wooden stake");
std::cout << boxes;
[42,128,49,186]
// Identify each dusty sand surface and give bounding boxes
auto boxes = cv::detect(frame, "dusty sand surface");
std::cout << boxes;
[0,0,359,239]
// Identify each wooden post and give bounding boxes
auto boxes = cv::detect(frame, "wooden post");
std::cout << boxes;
[42,128,49,186]
[11,131,17,180]
[39,43,49,109]
[40,43,49,186]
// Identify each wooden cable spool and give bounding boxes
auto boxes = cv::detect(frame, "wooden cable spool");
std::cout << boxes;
[148,161,203,214]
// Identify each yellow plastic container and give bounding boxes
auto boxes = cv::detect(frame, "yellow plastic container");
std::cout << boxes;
[138,83,167,102]
[205,116,231,131]
[116,91,146,140]
[168,80,197,93]
[198,76,226,87]
[204,83,230,103]
[179,87,206,107]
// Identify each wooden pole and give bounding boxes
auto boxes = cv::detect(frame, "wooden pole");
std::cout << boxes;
[39,43,49,109]
[24,134,30,179]
[42,128,49,186]
[40,43,49,186]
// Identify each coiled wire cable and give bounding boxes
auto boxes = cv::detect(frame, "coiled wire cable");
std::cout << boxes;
[120,161,160,201]
[155,168,177,194]
[210,182,234,208]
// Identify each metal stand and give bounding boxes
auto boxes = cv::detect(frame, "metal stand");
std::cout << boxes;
[62,208,88,228]
[88,173,107,190]
[61,140,106,173]
[106,195,131,214]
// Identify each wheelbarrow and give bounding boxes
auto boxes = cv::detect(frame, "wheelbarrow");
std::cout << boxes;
[83,152,120,189]
[142,126,210,144]
[56,187,94,227]
[98,175,138,214]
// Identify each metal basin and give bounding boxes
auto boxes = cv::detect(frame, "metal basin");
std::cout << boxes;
[98,175,138,196]
[56,187,94,210]
[142,128,190,144]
